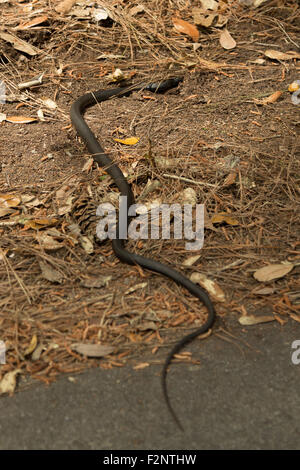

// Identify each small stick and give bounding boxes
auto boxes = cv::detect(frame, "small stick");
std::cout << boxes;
[163,173,217,187]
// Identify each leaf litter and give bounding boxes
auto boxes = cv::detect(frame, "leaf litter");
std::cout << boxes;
[0,0,299,389]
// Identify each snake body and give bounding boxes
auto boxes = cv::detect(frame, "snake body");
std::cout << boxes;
[70,78,216,431]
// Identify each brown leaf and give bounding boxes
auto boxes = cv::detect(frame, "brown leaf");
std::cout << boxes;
[200,0,218,9]
[239,314,275,325]
[0,208,16,218]
[124,282,147,295]
[204,206,217,231]
[79,235,94,254]
[223,170,237,187]
[81,276,112,288]
[182,254,201,266]
[254,91,282,105]
[39,261,64,284]
[24,335,38,356]
[6,116,37,124]
[190,273,225,302]
[21,194,41,207]
[114,137,139,146]
[31,343,44,361]
[215,14,228,28]
[56,181,76,215]
[181,187,197,206]
[211,212,239,226]
[133,362,150,370]
[255,287,275,295]
[172,17,199,42]
[0,369,21,395]
[25,217,58,229]
[82,157,94,173]
[35,232,64,251]
[55,0,77,14]
[0,193,21,208]
[138,322,158,332]
[253,263,294,282]
[16,15,48,30]
[0,31,39,55]
[219,29,236,50]
[192,7,216,28]
[264,49,300,61]
[130,5,145,15]
[70,343,114,357]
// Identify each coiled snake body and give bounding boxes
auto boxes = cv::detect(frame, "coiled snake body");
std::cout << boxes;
[70,78,216,431]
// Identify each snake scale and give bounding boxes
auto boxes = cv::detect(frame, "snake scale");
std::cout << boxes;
[70,77,216,431]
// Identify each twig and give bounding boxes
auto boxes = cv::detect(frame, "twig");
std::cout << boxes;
[163,174,218,187]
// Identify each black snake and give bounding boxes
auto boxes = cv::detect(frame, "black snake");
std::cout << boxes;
[70,78,216,431]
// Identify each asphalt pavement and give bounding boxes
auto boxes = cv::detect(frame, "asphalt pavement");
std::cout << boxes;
[1,318,300,450]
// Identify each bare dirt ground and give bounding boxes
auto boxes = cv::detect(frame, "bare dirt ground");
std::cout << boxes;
[0,0,299,391]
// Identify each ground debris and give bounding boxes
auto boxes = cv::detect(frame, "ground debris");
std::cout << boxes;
[0,0,299,388]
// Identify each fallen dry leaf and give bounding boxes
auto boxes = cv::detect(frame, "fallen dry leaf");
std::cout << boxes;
[238,314,275,325]
[253,263,294,282]
[31,343,44,361]
[114,137,139,146]
[200,0,218,9]
[55,181,77,215]
[130,4,145,15]
[39,261,64,284]
[79,235,94,254]
[0,369,21,395]
[21,194,41,207]
[24,335,38,356]
[125,282,147,295]
[190,272,225,302]
[5,116,37,124]
[255,287,275,295]
[264,49,300,61]
[0,208,16,218]
[55,0,76,14]
[40,98,57,110]
[172,17,199,42]
[82,157,94,173]
[133,362,150,370]
[108,68,125,82]
[223,170,237,187]
[181,187,197,206]
[16,15,48,30]
[219,29,236,50]
[0,31,39,55]
[138,321,157,331]
[81,276,112,288]
[204,206,217,231]
[25,217,58,229]
[211,212,239,226]
[70,343,114,357]
[0,193,21,208]
[183,254,201,266]
[35,232,64,251]
[215,15,228,28]
[254,91,282,105]
[253,0,269,6]
[192,7,217,28]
